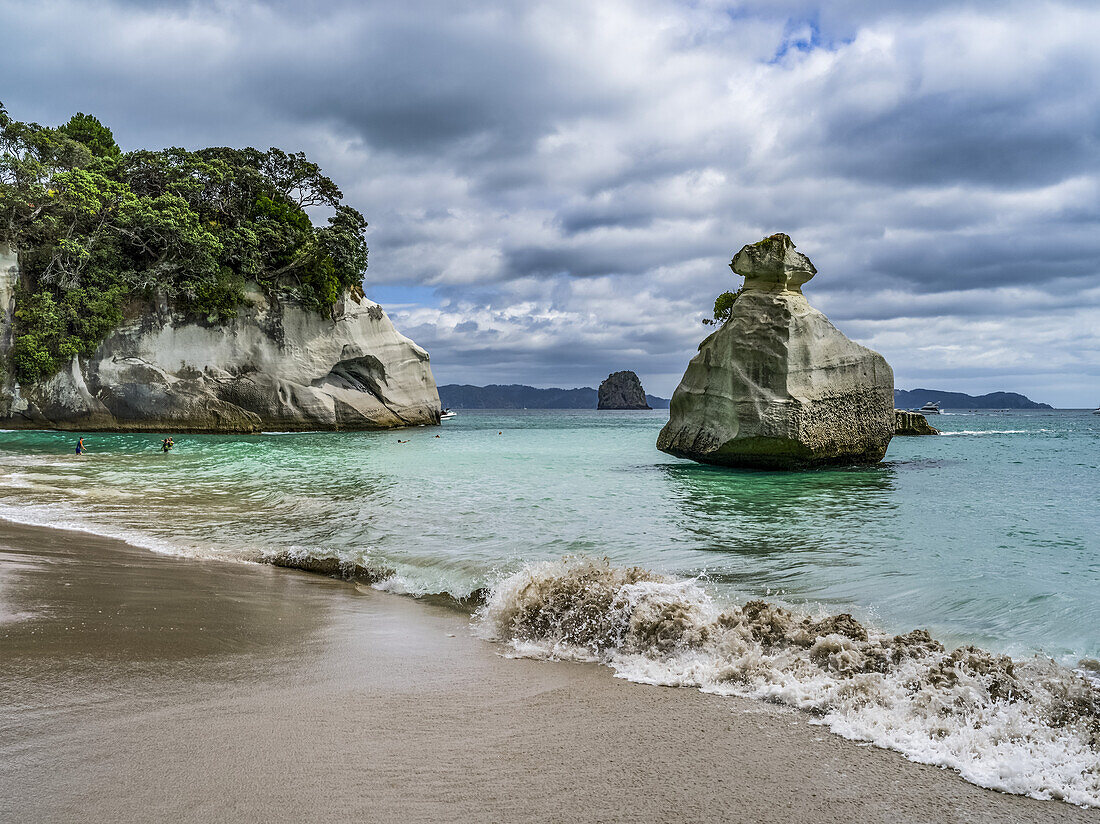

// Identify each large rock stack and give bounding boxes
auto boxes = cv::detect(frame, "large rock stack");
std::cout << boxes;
[657,234,895,469]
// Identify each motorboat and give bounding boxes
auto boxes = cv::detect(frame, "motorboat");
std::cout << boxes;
[440,408,457,420]
[917,401,941,414]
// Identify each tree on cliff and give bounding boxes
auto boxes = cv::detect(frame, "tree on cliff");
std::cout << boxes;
[702,288,742,325]
[0,101,369,385]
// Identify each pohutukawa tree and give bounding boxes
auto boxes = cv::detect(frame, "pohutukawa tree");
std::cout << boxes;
[0,101,369,385]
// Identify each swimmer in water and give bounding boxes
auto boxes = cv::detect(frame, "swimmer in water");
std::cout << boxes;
[75,437,85,455]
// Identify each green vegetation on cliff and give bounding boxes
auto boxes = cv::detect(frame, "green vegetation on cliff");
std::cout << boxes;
[701,289,741,326]
[0,102,368,385]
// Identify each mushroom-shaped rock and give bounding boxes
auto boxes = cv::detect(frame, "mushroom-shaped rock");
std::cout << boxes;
[657,234,894,469]
[729,232,817,292]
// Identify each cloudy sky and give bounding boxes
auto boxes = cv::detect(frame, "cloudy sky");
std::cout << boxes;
[2,0,1098,405]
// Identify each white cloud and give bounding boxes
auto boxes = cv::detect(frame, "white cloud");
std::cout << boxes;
[1,0,1098,403]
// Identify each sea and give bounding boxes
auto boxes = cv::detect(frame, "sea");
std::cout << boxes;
[1,408,1098,806]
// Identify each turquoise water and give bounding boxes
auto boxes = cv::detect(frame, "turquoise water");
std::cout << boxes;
[0,409,1097,663]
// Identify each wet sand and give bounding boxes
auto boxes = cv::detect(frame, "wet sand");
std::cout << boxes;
[0,521,1094,824]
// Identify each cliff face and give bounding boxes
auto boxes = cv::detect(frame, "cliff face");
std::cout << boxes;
[0,251,440,432]
[597,371,651,410]
[657,234,894,469]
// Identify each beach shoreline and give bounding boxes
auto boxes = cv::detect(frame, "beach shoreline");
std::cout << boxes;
[0,519,1094,823]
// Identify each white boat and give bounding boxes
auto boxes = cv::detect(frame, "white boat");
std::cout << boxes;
[1092,405,1100,415]
[917,401,941,414]
[440,408,457,420]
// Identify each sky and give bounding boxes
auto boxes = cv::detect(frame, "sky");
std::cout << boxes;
[1,0,1098,406]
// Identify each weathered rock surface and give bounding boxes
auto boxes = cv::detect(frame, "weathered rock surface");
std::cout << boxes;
[598,371,651,410]
[894,410,939,436]
[657,234,895,469]
[0,249,440,432]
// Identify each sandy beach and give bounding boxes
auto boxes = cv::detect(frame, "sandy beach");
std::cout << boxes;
[0,520,1094,824]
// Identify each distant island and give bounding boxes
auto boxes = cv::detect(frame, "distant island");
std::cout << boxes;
[894,389,1052,409]
[438,384,670,409]
[438,385,1051,411]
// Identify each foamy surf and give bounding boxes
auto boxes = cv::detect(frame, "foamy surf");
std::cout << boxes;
[0,503,253,564]
[939,429,1035,436]
[477,558,1100,808]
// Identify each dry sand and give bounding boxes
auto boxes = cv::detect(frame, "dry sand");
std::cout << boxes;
[0,521,1095,824]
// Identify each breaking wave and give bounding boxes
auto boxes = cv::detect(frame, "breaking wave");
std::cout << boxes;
[938,429,1036,436]
[477,558,1100,807]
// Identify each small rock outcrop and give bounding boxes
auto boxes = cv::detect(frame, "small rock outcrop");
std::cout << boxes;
[894,410,939,436]
[0,250,440,432]
[657,234,894,469]
[598,371,651,410]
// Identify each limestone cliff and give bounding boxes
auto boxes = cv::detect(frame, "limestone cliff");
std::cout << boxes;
[597,371,651,410]
[0,248,440,432]
[657,234,894,469]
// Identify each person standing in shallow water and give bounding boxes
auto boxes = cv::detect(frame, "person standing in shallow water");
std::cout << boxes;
[161,437,174,453]
[75,437,85,455]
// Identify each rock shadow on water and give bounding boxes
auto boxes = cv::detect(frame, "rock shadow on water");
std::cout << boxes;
[881,457,958,471]
[654,461,902,586]
[660,460,899,522]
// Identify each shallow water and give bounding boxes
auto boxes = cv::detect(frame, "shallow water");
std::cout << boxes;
[2,408,1099,805]
[0,409,1096,663]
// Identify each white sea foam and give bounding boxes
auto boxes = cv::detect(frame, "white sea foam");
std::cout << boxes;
[371,576,417,595]
[371,569,486,602]
[939,429,1040,436]
[0,503,246,563]
[0,472,35,489]
[477,558,1100,808]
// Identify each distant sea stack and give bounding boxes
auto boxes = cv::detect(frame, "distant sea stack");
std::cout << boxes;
[657,234,894,469]
[598,371,651,410]
[436,384,670,409]
[894,410,939,436]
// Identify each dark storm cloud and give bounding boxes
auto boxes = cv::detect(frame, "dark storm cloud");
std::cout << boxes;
[1,0,1098,404]
[504,240,714,280]
[811,88,1100,189]
[864,228,1100,292]
[241,8,616,156]
[557,207,656,235]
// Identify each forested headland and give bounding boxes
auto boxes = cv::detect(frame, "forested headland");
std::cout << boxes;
[0,102,368,385]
